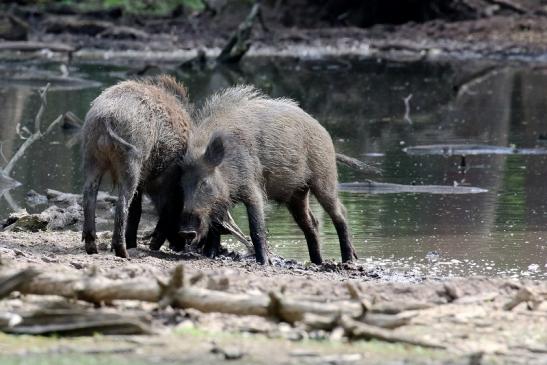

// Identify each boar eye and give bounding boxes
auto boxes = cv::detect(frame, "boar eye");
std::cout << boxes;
[198,180,207,190]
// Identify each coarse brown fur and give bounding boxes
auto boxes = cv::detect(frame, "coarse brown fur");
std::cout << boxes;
[178,86,357,264]
[82,75,191,258]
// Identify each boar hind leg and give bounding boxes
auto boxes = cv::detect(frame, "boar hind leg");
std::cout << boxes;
[312,186,357,263]
[288,189,322,265]
[245,192,268,265]
[112,162,140,258]
[125,187,143,249]
[82,162,103,255]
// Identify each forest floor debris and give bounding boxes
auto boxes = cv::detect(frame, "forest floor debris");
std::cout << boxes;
[0,230,546,364]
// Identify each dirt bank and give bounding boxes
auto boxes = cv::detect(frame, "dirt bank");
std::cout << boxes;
[0,230,546,364]
[4,3,547,64]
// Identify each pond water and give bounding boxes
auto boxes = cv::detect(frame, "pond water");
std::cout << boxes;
[0,57,546,279]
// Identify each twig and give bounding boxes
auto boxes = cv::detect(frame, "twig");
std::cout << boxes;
[2,83,63,176]
[403,94,413,124]
[2,192,22,212]
[0,143,8,164]
[217,211,254,254]
[338,315,446,349]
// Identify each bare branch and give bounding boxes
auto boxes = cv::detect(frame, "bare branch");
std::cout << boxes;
[2,83,63,177]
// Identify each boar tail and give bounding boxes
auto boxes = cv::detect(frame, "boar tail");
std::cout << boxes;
[104,119,139,156]
[336,153,382,175]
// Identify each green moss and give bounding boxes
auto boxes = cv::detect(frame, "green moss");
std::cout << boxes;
[0,354,159,365]
[52,0,205,15]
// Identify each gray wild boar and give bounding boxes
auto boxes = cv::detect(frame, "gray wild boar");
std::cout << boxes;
[82,75,190,258]
[177,86,358,265]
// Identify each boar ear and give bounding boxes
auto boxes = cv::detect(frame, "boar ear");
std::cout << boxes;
[204,133,225,168]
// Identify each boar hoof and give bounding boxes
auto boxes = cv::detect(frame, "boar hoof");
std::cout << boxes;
[149,238,164,251]
[85,243,98,255]
[114,246,129,258]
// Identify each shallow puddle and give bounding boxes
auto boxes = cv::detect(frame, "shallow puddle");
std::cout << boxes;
[0,58,546,278]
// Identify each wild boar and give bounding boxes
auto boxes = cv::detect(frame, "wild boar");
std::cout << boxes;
[177,86,358,265]
[81,75,190,258]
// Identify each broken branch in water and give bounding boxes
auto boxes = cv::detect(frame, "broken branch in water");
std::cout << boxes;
[2,83,63,177]
[335,153,382,175]
[338,181,488,195]
[217,2,260,64]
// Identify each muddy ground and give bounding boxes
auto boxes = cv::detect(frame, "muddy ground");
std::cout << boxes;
[0,228,546,365]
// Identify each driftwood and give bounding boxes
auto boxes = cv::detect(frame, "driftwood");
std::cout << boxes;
[503,287,543,311]
[338,181,488,195]
[335,154,382,175]
[0,268,38,299]
[3,309,151,336]
[217,2,260,64]
[0,265,445,347]
[338,316,445,349]
[403,144,547,156]
[0,41,74,53]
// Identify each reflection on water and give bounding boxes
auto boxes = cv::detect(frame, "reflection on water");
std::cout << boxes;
[0,58,546,278]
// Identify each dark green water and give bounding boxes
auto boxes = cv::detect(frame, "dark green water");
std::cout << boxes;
[0,58,546,278]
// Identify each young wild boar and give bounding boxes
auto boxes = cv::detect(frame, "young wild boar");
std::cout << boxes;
[82,75,190,258]
[177,86,358,265]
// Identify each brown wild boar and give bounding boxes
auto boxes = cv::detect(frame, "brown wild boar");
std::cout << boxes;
[82,75,190,258]
[177,86,358,265]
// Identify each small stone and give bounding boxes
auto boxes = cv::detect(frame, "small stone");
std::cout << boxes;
[70,261,84,269]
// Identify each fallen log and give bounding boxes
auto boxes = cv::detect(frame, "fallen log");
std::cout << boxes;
[0,41,74,53]
[338,315,446,349]
[0,266,438,337]
[0,268,38,298]
[338,181,488,195]
[3,309,152,336]
[0,265,453,347]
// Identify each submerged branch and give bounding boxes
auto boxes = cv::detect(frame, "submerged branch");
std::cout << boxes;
[2,83,63,177]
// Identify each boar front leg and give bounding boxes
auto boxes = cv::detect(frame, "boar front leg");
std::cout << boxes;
[150,201,184,251]
[202,228,221,258]
[245,192,268,265]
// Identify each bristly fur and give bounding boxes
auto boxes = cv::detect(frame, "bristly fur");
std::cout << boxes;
[178,84,357,264]
[82,74,193,257]
[140,74,189,104]
[192,85,298,126]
